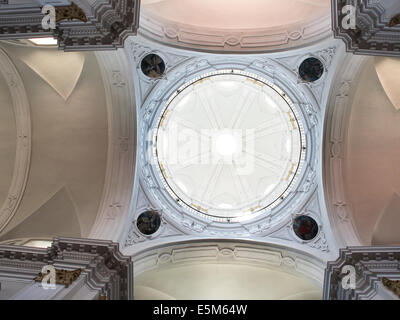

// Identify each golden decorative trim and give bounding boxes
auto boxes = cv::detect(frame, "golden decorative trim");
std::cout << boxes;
[160,163,167,179]
[287,112,297,130]
[34,268,82,288]
[389,14,400,27]
[56,2,87,23]
[249,205,261,212]
[193,78,210,86]
[159,110,169,127]
[285,163,296,181]
[191,203,208,213]
[382,277,400,298]
[246,78,264,87]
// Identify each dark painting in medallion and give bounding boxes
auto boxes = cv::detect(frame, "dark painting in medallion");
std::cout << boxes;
[293,215,319,241]
[137,211,161,235]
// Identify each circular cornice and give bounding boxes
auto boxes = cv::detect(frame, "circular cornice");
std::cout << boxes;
[0,48,31,233]
[153,69,306,222]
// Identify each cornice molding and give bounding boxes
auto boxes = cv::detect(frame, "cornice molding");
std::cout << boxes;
[0,0,140,51]
[0,48,31,235]
[139,10,332,53]
[322,50,367,248]
[132,239,326,287]
[324,246,400,300]
[0,237,133,300]
[88,49,137,242]
[331,0,400,57]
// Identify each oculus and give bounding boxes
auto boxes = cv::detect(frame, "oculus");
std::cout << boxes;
[293,215,319,241]
[136,211,162,235]
[153,70,306,222]
[299,57,324,82]
[141,54,166,78]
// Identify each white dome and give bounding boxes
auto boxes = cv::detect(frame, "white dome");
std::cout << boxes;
[154,70,306,222]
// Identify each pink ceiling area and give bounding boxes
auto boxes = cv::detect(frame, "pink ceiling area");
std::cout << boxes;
[142,0,330,30]
[344,58,400,245]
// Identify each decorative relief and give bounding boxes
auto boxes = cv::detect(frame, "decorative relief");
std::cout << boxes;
[267,190,331,254]
[133,242,326,285]
[389,14,400,27]
[308,231,329,252]
[0,49,31,233]
[323,54,366,247]
[317,47,337,70]
[139,12,331,52]
[382,278,400,298]
[332,0,400,56]
[298,169,316,193]
[34,268,82,288]
[111,71,126,88]
[302,103,319,128]
[0,0,140,51]
[118,137,130,153]
[55,2,87,23]
[0,238,133,300]
[107,203,122,220]
[324,247,400,300]
[129,51,323,241]
[89,50,136,241]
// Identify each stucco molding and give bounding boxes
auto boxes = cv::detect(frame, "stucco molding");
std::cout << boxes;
[322,52,367,248]
[88,49,137,242]
[124,37,339,246]
[331,0,400,57]
[0,237,133,300]
[323,246,400,300]
[131,239,326,287]
[139,10,332,53]
[0,0,140,51]
[0,48,31,235]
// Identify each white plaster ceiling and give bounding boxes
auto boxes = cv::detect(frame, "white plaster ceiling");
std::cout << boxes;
[375,57,400,111]
[0,42,108,240]
[0,70,16,207]
[344,58,400,245]
[139,0,331,52]
[142,0,329,30]
[135,262,322,300]
[8,44,85,101]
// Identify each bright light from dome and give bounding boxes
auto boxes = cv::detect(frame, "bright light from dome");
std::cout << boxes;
[28,37,58,46]
[216,133,237,156]
[154,70,306,222]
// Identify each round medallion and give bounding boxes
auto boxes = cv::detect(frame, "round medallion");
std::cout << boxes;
[141,54,166,78]
[136,211,162,235]
[293,215,319,241]
[299,57,324,82]
[153,70,306,222]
